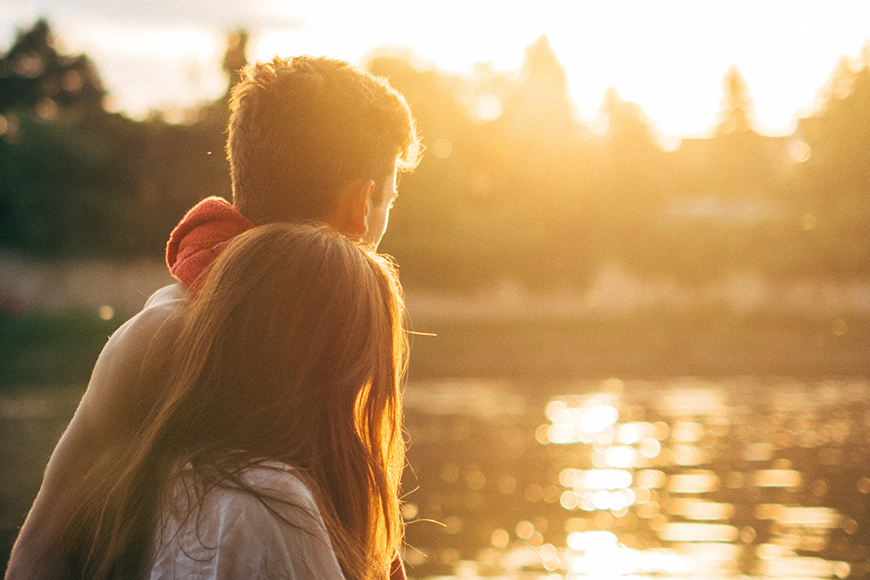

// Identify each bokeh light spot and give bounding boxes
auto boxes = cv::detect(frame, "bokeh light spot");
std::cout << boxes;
[515,520,535,540]
[605,445,636,468]
[789,140,812,162]
[640,438,662,458]
[444,516,463,534]
[440,463,460,483]
[580,404,619,434]
[473,94,502,122]
[401,502,418,521]
[430,137,453,159]
[525,483,543,502]
[490,528,509,548]
[466,468,486,490]
[560,490,579,510]
[497,475,517,495]
[98,305,115,320]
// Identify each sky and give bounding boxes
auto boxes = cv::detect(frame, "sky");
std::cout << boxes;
[2,0,870,139]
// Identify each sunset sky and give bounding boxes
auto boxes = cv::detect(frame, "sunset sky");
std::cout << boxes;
[2,0,869,139]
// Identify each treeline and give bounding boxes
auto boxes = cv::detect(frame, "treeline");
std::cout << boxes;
[2,20,869,290]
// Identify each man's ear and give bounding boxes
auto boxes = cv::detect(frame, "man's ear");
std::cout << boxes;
[329,179,375,236]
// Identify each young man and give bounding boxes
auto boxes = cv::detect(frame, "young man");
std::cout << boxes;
[6,56,420,579]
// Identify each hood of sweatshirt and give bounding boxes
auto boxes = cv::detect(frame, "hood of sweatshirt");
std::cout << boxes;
[165,196,253,294]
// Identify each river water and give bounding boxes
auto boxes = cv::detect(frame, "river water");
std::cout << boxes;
[1,378,868,578]
[400,378,870,579]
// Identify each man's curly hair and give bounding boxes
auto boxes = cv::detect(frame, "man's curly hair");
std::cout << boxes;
[227,56,421,224]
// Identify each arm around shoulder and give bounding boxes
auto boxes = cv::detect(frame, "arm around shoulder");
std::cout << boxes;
[5,284,186,580]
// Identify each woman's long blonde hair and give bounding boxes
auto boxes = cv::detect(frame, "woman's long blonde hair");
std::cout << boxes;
[61,223,408,580]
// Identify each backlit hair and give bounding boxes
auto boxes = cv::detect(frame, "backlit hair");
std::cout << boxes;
[62,223,408,580]
[228,56,421,224]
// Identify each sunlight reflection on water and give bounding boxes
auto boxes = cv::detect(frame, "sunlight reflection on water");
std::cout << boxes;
[402,378,868,579]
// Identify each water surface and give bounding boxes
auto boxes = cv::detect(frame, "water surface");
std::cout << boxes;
[1,379,868,578]
[401,378,870,579]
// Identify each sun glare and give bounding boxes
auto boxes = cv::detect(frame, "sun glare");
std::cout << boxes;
[72,24,220,60]
[66,24,227,117]
[13,0,866,137]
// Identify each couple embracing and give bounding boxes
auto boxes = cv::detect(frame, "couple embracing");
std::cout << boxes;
[8,55,422,580]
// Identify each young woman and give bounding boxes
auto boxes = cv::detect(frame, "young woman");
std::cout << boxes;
[59,222,408,580]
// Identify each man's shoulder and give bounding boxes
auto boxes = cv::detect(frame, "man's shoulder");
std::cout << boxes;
[74,283,188,426]
[142,282,187,312]
[108,283,187,351]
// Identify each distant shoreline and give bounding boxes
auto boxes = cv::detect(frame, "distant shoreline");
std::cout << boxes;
[3,253,870,322]
[3,309,868,388]
[3,253,868,384]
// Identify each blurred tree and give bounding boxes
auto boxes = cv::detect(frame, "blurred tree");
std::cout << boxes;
[0,107,145,255]
[221,29,249,99]
[654,67,792,281]
[482,37,601,289]
[678,66,784,200]
[0,20,135,257]
[366,54,491,288]
[818,57,857,111]
[715,66,755,135]
[788,53,870,274]
[596,88,668,269]
[0,19,104,115]
[601,88,660,154]
[805,55,870,188]
[0,19,233,259]
[0,18,867,285]
[500,35,576,143]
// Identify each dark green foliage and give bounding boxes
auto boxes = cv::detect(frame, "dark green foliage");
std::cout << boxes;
[0,19,104,114]
[0,311,122,386]
[1,21,869,287]
[377,52,870,286]
[0,20,232,259]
